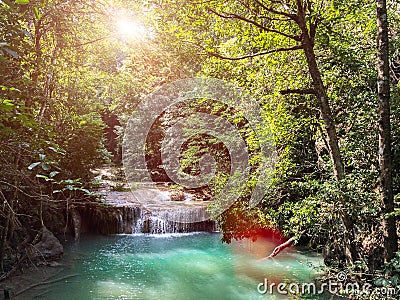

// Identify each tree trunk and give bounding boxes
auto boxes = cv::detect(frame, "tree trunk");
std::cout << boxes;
[0,207,11,273]
[376,0,398,262]
[295,0,357,265]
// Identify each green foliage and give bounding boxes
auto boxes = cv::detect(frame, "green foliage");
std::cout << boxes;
[1,0,400,287]
[0,0,198,273]
[372,252,400,298]
[147,0,400,275]
[0,0,131,271]
[216,201,274,243]
[58,114,107,180]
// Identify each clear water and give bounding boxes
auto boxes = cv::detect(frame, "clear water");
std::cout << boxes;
[39,233,324,300]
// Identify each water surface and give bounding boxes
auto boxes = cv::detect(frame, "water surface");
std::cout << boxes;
[41,233,323,299]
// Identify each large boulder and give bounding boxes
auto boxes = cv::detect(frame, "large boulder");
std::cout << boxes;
[33,227,63,259]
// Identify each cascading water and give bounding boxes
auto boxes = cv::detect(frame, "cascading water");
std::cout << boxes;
[106,189,216,234]
[131,208,217,234]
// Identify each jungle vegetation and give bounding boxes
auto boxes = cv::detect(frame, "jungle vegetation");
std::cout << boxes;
[0,0,399,297]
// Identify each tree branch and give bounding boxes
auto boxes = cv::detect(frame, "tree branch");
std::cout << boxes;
[73,34,118,47]
[237,0,292,22]
[207,45,302,60]
[280,88,315,95]
[264,230,306,259]
[310,0,324,39]
[252,0,299,22]
[207,7,301,41]
[14,274,78,297]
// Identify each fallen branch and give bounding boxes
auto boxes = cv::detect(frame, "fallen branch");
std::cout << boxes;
[34,289,51,298]
[13,274,78,297]
[265,230,306,259]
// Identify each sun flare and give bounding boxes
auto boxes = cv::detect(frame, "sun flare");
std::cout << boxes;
[116,19,148,40]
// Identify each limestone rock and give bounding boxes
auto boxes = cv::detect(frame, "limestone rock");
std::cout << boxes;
[34,227,63,259]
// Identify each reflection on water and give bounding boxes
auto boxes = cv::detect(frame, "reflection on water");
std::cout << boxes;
[37,233,324,299]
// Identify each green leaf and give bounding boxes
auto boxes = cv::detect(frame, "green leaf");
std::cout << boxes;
[2,99,14,107]
[15,0,29,4]
[33,6,41,20]
[41,163,50,171]
[36,174,48,179]
[28,162,41,170]
[36,174,53,181]
[48,146,65,155]
[49,171,59,178]
[3,48,19,58]
[390,275,399,286]
[80,188,91,194]
[374,277,390,287]
[20,29,31,38]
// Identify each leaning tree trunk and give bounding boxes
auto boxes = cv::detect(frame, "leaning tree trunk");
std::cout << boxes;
[376,0,398,262]
[295,0,357,265]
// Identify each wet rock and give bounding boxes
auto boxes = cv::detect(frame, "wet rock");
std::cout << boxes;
[33,227,63,259]
[170,190,185,201]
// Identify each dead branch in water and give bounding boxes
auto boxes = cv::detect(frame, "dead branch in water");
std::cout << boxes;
[264,230,306,259]
[13,274,78,297]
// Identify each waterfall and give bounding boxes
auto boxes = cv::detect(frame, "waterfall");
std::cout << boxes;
[93,189,217,234]
[117,205,216,234]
